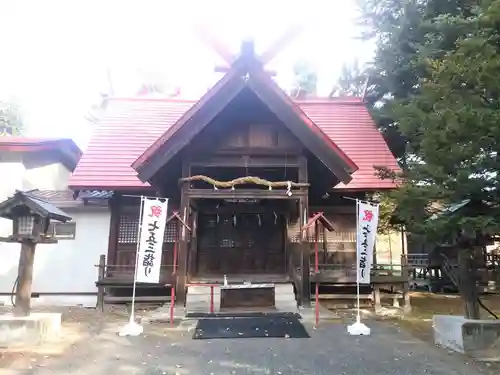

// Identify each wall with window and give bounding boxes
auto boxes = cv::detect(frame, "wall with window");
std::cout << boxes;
[0,207,111,307]
[0,149,111,307]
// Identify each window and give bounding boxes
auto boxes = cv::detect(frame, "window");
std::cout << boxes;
[51,222,76,240]
[118,214,177,244]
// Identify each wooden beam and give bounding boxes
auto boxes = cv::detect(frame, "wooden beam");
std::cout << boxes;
[0,236,57,244]
[186,189,306,200]
[107,197,120,265]
[200,206,289,215]
[298,158,311,306]
[14,242,36,316]
[189,155,300,168]
[187,210,198,279]
[175,160,190,306]
[215,65,277,76]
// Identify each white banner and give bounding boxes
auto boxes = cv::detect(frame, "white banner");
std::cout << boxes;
[356,201,379,284]
[136,198,169,283]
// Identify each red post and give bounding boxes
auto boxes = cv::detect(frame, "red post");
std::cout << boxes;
[315,282,319,326]
[172,241,178,275]
[315,221,319,273]
[171,240,178,325]
[315,221,319,326]
[210,285,214,313]
[170,286,175,325]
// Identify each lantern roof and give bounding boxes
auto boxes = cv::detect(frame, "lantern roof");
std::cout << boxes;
[302,212,335,233]
[0,190,72,222]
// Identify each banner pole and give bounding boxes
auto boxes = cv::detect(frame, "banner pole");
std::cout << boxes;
[355,199,361,323]
[130,195,145,323]
[119,195,146,336]
[347,198,371,336]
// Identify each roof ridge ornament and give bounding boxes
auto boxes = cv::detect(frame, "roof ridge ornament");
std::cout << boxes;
[194,24,303,74]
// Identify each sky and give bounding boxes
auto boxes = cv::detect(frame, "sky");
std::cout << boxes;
[0,0,374,149]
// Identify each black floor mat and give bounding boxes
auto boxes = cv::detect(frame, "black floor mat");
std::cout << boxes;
[192,315,310,339]
[187,311,300,319]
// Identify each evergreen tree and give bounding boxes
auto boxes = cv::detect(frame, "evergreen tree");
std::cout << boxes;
[330,59,370,98]
[388,0,500,319]
[355,0,480,164]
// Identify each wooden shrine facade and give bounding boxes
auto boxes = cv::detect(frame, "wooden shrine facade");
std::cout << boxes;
[103,116,407,305]
[96,39,407,307]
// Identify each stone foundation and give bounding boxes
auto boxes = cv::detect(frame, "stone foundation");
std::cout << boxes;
[0,313,62,348]
[433,315,500,361]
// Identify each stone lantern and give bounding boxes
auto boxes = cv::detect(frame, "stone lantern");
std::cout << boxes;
[0,190,71,316]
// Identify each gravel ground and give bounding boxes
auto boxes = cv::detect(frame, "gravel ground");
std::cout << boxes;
[2,311,498,375]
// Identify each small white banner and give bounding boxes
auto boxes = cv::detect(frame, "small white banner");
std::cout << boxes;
[136,198,169,283]
[356,201,379,284]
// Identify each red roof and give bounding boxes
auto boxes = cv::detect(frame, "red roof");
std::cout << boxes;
[68,97,400,190]
[0,137,82,171]
[133,70,357,180]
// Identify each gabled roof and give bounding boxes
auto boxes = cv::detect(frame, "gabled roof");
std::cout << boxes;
[0,137,82,171]
[27,189,113,209]
[132,46,357,184]
[0,190,71,222]
[68,97,400,191]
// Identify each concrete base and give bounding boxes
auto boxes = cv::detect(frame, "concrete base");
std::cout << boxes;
[185,283,298,315]
[433,315,500,361]
[186,285,221,314]
[275,284,299,314]
[0,313,62,348]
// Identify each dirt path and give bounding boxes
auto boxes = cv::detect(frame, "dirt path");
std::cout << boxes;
[3,315,498,375]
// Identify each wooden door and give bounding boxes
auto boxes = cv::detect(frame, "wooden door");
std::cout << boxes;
[196,212,286,275]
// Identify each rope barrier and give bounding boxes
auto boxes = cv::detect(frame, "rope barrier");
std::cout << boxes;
[179,175,309,189]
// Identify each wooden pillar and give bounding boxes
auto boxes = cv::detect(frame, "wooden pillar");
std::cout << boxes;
[373,285,381,313]
[298,156,310,307]
[97,254,106,312]
[14,241,36,317]
[187,209,198,277]
[175,161,190,306]
[403,281,412,313]
[402,259,412,314]
[106,196,120,265]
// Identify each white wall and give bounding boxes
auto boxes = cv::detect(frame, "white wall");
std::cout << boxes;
[0,207,111,307]
[0,150,112,307]
[23,162,71,191]
[0,150,72,193]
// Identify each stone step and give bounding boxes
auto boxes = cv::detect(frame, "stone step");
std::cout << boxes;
[186,282,298,314]
[275,283,294,295]
[186,286,221,314]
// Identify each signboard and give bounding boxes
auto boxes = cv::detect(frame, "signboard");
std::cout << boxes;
[356,201,379,284]
[136,198,169,283]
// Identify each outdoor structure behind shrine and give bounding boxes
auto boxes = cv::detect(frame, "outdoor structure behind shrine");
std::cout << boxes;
[0,138,112,308]
[67,39,410,312]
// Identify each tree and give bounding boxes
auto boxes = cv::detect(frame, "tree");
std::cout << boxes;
[0,100,24,136]
[290,60,317,99]
[387,0,500,319]
[356,0,479,165]
[329,59,371,98]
